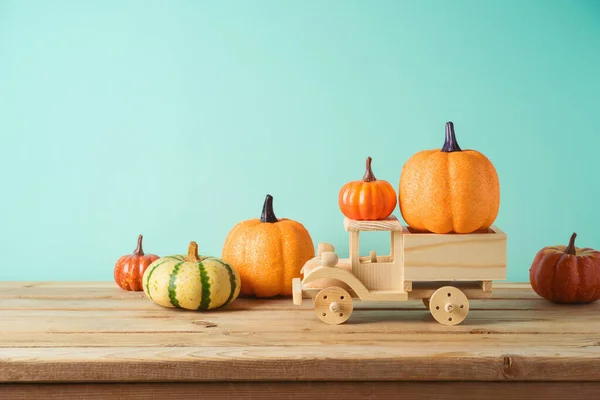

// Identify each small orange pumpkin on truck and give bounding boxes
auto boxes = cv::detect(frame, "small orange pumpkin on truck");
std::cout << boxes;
[338,156,397,221]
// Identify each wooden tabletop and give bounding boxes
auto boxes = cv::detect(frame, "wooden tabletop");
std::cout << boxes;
[1,281,600,399]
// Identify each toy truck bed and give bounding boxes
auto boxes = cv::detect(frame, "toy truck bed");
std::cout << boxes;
[402,225,507,284]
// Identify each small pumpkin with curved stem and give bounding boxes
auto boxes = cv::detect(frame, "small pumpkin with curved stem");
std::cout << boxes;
[338,156,397,221]
[143,242,241,310]
[399,121,500,234]
[114,235,159,291]
[530,233,600,304]
[222,194,315,297]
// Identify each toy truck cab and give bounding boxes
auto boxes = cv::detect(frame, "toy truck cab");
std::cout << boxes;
[342,216,407,293]
[293,216,409,324]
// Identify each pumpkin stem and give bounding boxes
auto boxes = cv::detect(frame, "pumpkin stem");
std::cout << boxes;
[187,241,200,262]
[441,121,462,152]
[260,194,279,223]
[362,156,377,182]
[133,234,145,256]
[564,232,577,255]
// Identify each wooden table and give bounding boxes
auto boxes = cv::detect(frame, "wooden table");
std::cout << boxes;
[1,282,599,399]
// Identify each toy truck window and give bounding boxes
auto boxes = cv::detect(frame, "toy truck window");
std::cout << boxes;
[354,231,395,264]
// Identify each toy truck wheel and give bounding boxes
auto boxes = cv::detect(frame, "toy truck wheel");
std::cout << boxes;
[429,286,469,326]
[314,287,353,325]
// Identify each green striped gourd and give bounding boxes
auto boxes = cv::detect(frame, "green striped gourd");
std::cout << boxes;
[142,241,240,310]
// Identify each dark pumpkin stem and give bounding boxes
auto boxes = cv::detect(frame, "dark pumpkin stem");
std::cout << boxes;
[564,232,577,255]
[133,234,145,256]
[260,194,278,223]
[441,121,462,152]
[187,241,200,262]
[362,156,377,182]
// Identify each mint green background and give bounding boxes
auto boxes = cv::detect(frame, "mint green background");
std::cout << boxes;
[1,0,599,282]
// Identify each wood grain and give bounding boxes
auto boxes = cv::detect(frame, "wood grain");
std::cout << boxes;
[301,266,408,301]
[408,281,494,299]
[403,225,507,281]
[3,347,600,382]
[1,282,599,385]
[350,260,402,291]
[3,382,600,400]
[343,216,403,232]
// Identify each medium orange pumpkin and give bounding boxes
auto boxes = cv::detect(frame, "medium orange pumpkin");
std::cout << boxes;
[222,195,314,297]
[338,156,397,220]
[399,121,500,234]
[530,233,600,304]
[114,235,160,291]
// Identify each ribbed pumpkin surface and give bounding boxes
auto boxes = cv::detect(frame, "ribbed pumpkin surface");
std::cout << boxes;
[143,250,240,310]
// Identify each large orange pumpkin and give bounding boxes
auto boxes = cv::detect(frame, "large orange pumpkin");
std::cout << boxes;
[114,235,160,291]
[399,121,500,234]
[530,233,600,304]
[338,156,397,220]
[222,195,314,297]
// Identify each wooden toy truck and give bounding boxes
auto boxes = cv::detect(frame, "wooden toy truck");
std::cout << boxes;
[292,216,507,325]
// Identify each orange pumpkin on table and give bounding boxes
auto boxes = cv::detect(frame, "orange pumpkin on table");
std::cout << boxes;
[222,195,314,297]
[114,235,160,291]
[338,156,397,220]
[530,233,600,304]
[399,121,500,234]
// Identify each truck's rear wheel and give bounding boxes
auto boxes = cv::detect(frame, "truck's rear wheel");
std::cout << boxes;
[429,286,469,326]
